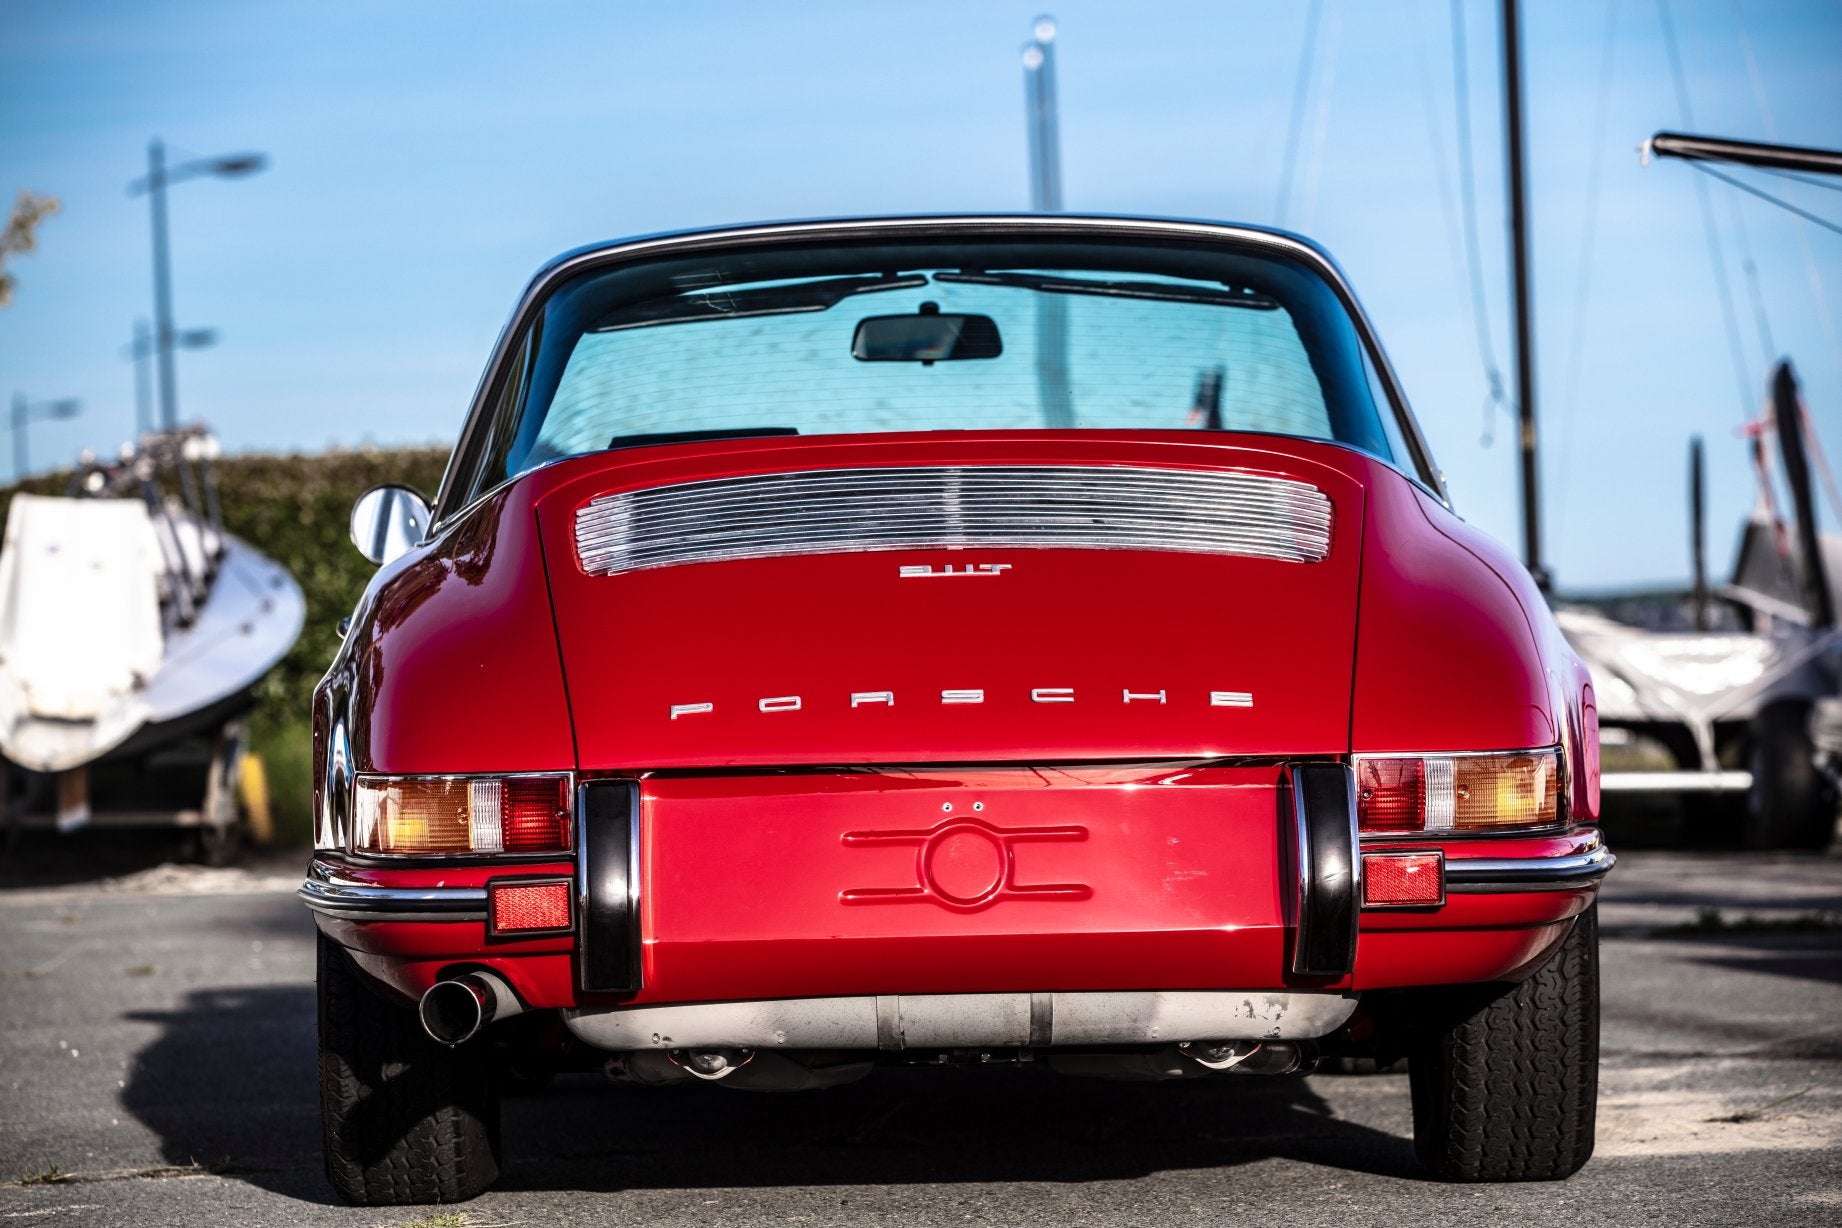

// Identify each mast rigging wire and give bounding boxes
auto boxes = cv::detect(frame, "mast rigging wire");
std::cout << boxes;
[1684,161,1842,241]
[1558,0,1621,502]
[1656,0,1756,420]
[1274,0,1323,226]
[1728,0,1842,391]
[1449,0,1508,442]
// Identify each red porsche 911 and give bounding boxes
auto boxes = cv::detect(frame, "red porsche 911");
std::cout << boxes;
[303,215,1609,1204]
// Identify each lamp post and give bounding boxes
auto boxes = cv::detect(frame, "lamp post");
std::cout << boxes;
[126,320,217,436]
[9,394,81,481]
[1021,16,1073,429]
[128,139,265,433]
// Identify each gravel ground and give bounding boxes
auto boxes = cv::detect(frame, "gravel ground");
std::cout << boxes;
[0,835,1837,1226]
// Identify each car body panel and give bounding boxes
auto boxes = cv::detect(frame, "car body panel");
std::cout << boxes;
[306,215,1606,1046]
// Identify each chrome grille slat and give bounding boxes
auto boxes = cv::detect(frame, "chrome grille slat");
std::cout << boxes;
[574,465,1333,574]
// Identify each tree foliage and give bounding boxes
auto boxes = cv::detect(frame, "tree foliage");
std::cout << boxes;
[0,190,61,308]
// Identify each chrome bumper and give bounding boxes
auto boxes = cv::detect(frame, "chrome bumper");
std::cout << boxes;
[298,864,487,922]
[1444,834,1615,893]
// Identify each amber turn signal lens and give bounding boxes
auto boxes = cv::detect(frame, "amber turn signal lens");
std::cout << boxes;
[1354,750,1560,835]
[351,775,572,855]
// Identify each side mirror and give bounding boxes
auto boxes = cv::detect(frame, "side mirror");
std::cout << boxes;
[349,484,430,566]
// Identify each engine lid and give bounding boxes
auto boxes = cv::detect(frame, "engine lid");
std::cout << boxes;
[532,432,1368,769]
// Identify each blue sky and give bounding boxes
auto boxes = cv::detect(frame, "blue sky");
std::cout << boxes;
[2,0,1838,590]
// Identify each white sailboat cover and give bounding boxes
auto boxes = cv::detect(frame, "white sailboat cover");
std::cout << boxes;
[0,494,164,734]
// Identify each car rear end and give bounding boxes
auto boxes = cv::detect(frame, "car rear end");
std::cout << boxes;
[303,216,1609,1204]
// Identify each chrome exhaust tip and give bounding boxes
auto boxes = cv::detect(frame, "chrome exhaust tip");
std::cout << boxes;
[1178,1039,1312,1075]
[418,972,522,1046]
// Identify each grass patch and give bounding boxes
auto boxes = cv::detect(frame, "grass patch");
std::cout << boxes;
[16,1165,72,1185]
[399,1215,471,1228]
[1654,907,1842,936]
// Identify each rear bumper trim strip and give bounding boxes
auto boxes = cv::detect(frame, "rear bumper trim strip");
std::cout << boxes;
[298,869,487,921]
[1445,843,1615,892]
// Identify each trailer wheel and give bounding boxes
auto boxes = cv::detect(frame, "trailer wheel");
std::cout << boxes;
[1744,702,1837,850]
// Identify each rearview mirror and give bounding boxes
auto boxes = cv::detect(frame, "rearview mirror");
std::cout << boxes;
[852,310,1002,363]
[349,484,430,566]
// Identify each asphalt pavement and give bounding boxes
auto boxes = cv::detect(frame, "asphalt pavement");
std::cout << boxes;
[0,831,1838,1227]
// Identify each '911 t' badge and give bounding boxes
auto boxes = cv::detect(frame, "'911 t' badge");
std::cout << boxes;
[840,812,1091,912]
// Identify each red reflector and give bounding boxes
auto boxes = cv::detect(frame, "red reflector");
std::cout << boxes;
[1356,758,1426,833]
[1361,852,1443,907]
[503,777,572,852]
[490,880,572,933]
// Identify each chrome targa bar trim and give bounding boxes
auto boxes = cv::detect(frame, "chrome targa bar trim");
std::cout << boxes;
[1444,841,1616,892]
[564,990,1359,1051]
[298,866,488,921]
[575,465,1333,575]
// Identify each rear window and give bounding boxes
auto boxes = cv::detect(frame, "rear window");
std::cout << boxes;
[457,234,1409,503]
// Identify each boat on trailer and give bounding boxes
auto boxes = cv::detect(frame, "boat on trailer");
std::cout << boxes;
[0,425,304,852]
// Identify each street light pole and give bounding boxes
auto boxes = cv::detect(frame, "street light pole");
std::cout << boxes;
[130,139,265,434]
[146,139,180,434]
[1022,16,1073,430]
[9,393,82,481]
[133,319,153,436]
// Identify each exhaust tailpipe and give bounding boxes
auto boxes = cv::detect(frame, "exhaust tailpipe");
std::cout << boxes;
[419,971,523,1046]
[1178,1040,1313,1075]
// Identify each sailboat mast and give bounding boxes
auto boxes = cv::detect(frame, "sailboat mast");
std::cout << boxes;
[1502,0,1546,589]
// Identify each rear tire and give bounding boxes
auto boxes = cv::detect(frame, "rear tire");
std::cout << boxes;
[1408,906,1599,1182]
[317,933,501,1204]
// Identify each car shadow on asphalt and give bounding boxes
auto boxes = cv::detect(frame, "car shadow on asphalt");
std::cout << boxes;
[120,984,1426,1206]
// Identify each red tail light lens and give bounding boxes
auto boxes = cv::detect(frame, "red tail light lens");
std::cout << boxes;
[351,774,573,855]
[1354,750,1562,835]
[1354,759,1425,832]
[504,777,572,852]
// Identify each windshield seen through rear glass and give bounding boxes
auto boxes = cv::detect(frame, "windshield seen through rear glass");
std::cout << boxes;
[455,233,1416,504]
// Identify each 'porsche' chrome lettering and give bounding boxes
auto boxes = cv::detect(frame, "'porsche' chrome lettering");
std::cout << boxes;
[899,563,1014,578]
[668,688,1255,719]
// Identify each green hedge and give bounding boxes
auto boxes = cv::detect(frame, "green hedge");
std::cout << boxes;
[5,447,449,843]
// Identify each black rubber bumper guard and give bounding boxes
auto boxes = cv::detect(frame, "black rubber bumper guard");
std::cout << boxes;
[576,780,643,993]
[1287,762,1360,978]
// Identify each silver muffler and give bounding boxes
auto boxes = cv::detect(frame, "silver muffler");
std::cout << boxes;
[418,971,524,1046]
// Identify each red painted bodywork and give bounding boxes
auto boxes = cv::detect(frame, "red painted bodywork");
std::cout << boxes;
[313,427,1603,1016]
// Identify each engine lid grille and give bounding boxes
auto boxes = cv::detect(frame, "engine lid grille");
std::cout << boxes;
[574,464,1333,576]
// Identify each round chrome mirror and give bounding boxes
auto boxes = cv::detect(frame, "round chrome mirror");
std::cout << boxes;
[349,484,430,566]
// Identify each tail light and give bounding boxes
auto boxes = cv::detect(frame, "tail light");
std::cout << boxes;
[351,774,572,855]
[1352,749,1562,835]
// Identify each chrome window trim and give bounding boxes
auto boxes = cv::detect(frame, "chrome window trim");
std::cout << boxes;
[430,214,1448,528]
